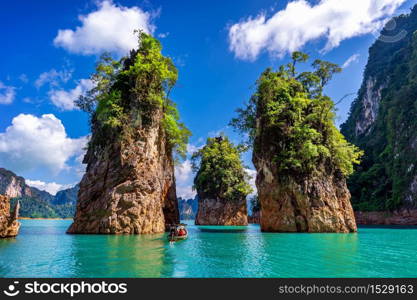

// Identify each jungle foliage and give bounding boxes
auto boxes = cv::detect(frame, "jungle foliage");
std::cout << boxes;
[191,136,253,201]
[231,52,363,177]
[76,32,190,159]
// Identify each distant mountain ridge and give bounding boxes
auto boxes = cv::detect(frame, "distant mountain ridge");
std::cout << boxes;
[0,168,78,218]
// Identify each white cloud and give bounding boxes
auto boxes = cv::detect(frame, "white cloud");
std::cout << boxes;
[0,82,16,104]
[0,114,88,174]
[245,168,257,196]
[342,53,360,68]
[175,160,193,183]
[35,69,72,89]
[228,0,406,60]
[54,0,155,55]
[49,79,94,111]
[26,180,75,196]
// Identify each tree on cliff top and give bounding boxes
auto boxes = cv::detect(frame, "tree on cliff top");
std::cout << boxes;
[191,136,253,201]
[231,52,363,177]
[76,31,191,159]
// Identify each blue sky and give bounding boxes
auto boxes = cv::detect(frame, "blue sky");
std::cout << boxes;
[0,0,416,196]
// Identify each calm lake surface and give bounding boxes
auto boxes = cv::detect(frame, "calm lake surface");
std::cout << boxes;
[0,219,416,278]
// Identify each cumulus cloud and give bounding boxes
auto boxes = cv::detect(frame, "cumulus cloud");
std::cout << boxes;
[49,79,94,111]
[54,0,155,55]
[175,159,196,199]
[0,82,16,104]
[228,0,406,60]
[26,180,75,196]
[342,53,360,68]
[175,159,192,183]
[0,114,88,174]
[35,69,72,89]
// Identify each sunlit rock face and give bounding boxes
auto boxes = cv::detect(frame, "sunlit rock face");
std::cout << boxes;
[0,168,34,199]
[253,154,357,233]
[0,195,20,238]
[67,109,179,234]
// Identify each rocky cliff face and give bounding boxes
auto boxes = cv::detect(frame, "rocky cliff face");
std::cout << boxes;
[68,110,179,234]
[355,210,417,225]
[0,195,20,238]
[68,34,187,234]
[254,156,357,232]
[53,184,79,206]
[248,211,260,224]
[0,168,32,198]
[354,77,385,136]
[341,6,417,213]
[195,197,248,226]
[236,61,360,233]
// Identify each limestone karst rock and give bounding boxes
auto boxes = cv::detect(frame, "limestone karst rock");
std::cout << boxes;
[193,137,251,226]
[68,33,189,234]
[231,54,361,233]
[0,195,20,238]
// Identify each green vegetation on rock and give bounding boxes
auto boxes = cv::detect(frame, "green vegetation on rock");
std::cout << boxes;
[77,31,190,159]
[191,136,253,201]
[231,52,363,178]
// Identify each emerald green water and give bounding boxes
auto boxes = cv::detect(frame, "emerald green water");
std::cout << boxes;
[0,219,416,278]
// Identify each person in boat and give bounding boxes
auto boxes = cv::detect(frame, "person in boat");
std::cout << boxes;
[178,226,187,237]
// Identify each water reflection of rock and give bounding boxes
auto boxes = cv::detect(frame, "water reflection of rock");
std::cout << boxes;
[69,234,174,278]
[181,226,252,277]
[257,232,360,277]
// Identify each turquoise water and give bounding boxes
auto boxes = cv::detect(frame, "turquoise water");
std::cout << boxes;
[0,220,416,278]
